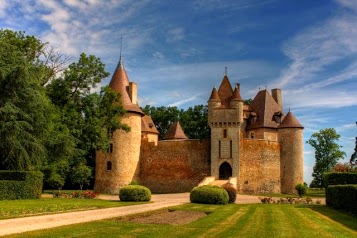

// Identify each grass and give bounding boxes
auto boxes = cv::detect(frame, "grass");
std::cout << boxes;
[0,198,147,220]
[259,188,326,198]
[5,203,356,238]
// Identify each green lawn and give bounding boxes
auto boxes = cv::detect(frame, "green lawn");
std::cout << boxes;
[5,203,356,238]
[0,198,147,220]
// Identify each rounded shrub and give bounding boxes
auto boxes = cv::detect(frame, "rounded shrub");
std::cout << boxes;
[119,185,151,202]
[295,183,307,197]
[222,183,237,203]
[190,185,229,204]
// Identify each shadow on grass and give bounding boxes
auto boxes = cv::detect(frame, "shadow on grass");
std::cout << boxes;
[298,205,357,231]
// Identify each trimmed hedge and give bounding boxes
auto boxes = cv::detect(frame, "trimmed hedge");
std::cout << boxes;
[222,183,237,203]
[0,171,43,200]
[326,185,357,214]
[324,172,357,190]
[119,185,151,202]
[190,185,229,205]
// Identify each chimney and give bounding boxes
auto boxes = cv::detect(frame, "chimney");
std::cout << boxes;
[128,82,137,104]
[272,88,282,111]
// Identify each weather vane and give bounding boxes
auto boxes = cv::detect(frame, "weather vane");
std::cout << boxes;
[225,66,228,76]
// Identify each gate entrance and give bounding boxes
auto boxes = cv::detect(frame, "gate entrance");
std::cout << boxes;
[219,162,232,180]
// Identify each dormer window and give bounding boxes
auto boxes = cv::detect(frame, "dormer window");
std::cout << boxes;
[273,111,283,124]
[249,112,257,125]
[149,123,153,128]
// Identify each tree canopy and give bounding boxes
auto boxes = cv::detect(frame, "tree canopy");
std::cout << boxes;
[307,128,346,188]
[0,29,127,189]
[142,105,210,140]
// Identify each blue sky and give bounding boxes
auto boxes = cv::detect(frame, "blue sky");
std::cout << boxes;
[1,0,356,184]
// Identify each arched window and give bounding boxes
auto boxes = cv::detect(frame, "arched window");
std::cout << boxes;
[106,161,112,171]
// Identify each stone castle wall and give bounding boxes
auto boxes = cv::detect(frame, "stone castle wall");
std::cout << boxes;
[239,139,281,194]
[139,139,210,193]
[279,128,303,194]
[94,112,142,194]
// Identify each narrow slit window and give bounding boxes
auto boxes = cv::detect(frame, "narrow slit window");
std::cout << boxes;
[223,129,227,138]
[230,140,232,158]
[107,161,112,171]
[219,140,221,158]
[109,143,113,153]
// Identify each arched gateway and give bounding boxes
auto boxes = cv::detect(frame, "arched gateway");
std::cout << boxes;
[219,162,232,180]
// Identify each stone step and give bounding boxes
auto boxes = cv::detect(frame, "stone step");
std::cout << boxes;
[209,180,229,187]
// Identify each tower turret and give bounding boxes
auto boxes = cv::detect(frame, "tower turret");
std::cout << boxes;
[230,84,244,123]
[94,56,144,194]
[278,111,304,194]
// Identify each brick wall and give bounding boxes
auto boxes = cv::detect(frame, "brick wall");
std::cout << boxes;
[139,139,210,193]
[239,139,281,194]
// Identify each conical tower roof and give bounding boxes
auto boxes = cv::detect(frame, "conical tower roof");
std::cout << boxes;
[231,84,243,101]
[278,111,304,129]
[163,122,188,140]
[217,75,233,107]
[208,87,220,101]
[109,56,144,115]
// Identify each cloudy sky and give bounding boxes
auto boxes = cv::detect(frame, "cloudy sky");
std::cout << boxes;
[1,0,356,184]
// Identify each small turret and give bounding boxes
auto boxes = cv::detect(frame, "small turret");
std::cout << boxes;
[230,84,244,123]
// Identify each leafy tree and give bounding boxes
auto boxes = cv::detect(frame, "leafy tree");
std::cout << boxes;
[307,128,346,188]
[142,105,210,140]
[244,98,252,105]
[0,29,52,170]
[70,163,92,190]
[350,121,357,166]
[295,183,307,197]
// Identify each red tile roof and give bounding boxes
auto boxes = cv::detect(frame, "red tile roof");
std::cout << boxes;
[217,75,233,108]
[278,111,304,129]
[208,87,220,101]
[141,115,159,134]
[109,57,144,115]
[163,121,188,140]
[231,84,243,101]
[248,90,282,129]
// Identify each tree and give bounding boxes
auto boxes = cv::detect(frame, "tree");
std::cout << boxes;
[70,163,92,190]
[295,183,307,197]
[350,121,357,166]
[307,128,346,188]
[142,105,210,140]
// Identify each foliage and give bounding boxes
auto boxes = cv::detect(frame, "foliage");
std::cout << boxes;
[332,162,357,173]
[326,185,357,214]
[307,128,346,188]
[295,183,307,197]
[222,183,237,203]
[244,98,253,105]
[0,171,43,199]
[53,190,98,199]
[69,163,92,190]
[142,105,209,140]
[323,172,357,190]
[119,185,151,202]
[190,185,229,204]
[259,197,315,204]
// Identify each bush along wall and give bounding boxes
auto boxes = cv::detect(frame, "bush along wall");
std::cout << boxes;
[190,185,229,205]
[0,171,43,200]
[119,185,151,202]
[323,172,357,190]
[326,185,357,214]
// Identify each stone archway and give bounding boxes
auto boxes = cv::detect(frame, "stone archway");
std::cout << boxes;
[219,162,232,180]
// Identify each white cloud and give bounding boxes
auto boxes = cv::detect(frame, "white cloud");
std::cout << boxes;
[167,27,185,42]
[0,0,8,18]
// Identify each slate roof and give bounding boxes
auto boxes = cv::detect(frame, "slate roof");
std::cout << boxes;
[278,111,304,129]
[163,122,188,140]
[247,90,282,129]
[109,56,144,115]
[141,115,159,134]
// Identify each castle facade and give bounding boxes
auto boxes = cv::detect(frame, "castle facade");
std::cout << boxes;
[94,56,304,194]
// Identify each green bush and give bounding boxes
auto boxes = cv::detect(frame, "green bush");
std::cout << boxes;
[190,185,229,205]
[119,185,151,202]
[295,183,307,197]
[323,172,357,190]
[222,183,237,203]
[326,185,357,214]
[0,171,43,200]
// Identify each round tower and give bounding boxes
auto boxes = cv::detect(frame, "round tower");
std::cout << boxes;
[278,111,304,194]
[208,87,221,115]
[230,83,243,123]
[94,56,144,194]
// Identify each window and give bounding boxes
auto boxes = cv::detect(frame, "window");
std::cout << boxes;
[223,129,227,138]
[230,140,232,158]
[109,143,113,153]
[106,161,112,171]
[250,132,255,139]
[219,140,221,158]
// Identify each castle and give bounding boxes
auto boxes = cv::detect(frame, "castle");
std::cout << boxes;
[94,55,304,194]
